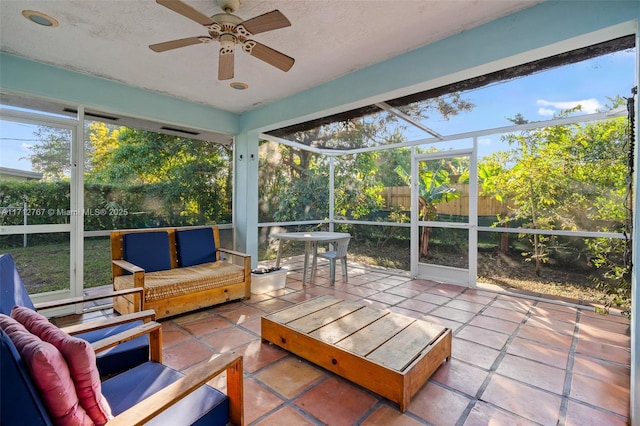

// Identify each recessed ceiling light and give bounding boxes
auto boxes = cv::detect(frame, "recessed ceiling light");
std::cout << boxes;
[22,10,58,27]
[230,82,248,90]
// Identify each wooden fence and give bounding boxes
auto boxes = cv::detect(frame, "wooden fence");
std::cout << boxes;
[381,185,509,216]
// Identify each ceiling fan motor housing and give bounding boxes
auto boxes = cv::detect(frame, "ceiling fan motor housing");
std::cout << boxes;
[209,13,245,45]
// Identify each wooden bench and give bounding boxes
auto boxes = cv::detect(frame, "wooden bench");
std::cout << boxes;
[111,226,251,319]
[261,295,451,412]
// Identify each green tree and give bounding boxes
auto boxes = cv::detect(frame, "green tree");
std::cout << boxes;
[334,153,385,220]
[25,127,71,181]
[571,98,630,316]
[490,111,579,276]
[377,146,412,187]
[485,100,629,278]
[85,121,121,179]
[91,128,233,224]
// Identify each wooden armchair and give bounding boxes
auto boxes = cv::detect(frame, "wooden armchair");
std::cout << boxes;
[0,253,152,377]
[1,308,244,425]
[97,320,244,425]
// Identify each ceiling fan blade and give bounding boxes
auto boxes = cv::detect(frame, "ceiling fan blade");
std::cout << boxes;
[244,40,294,72]
[239,10,291,35]
[156,0,215,26]
[218,49,235,80]
[149,37,210,52]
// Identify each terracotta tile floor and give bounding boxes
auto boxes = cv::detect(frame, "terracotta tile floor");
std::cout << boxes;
[71,256,631,425]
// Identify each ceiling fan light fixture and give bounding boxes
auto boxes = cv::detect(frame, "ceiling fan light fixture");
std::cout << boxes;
[219,33,236,52]
[230,82,248,90]
[22,10,58,27]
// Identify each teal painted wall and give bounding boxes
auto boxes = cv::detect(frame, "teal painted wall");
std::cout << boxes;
[0,53,240,135]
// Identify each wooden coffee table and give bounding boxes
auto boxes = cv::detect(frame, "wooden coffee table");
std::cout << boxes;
[261,295,452,411]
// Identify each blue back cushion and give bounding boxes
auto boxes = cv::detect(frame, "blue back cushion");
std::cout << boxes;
[1,329,52,425]
[77,321,150,378]
[123,232,171,272]
[0,253,36,314]
[175,228,217,267]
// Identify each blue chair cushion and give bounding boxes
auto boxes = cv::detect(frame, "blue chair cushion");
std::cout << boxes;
[102,362,229,426]
[0,254,36,315]
[175,228,217,267]
[76,321,150,378]
[123,232,171,272]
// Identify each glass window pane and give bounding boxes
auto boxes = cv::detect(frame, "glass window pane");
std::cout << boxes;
[1,119,73,296]
[417,155,471,224]
[259,141,328,222]
[2,233,71,295]
[419,227,468,269]
[477,231,630,313]
[83,236,112,290]
[83,120,233,231]
[335,154,386,221]
[1,120,71,224]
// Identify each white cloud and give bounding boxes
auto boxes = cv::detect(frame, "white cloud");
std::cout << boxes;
[537,107,556,116]
[536,98,603,115]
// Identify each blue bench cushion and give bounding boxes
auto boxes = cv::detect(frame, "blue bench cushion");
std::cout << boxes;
[102,361,229,426]
[123,231,171,272]
[175,228,217,267]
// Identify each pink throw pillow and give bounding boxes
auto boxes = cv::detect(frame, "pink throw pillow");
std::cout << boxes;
[11,306,113,425]
[0,314,92,426]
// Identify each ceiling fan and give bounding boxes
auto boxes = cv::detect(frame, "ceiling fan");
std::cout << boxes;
[150,0,294,80]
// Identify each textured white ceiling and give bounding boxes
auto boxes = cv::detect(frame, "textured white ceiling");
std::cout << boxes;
[1,0,541,114]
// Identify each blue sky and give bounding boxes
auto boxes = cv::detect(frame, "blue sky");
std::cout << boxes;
[1,48,637,172]
[441,48,632,129]
[0,120,42,171]
[407,48,636,159]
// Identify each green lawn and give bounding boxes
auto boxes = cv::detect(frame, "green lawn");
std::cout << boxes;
[5,237,112,294]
